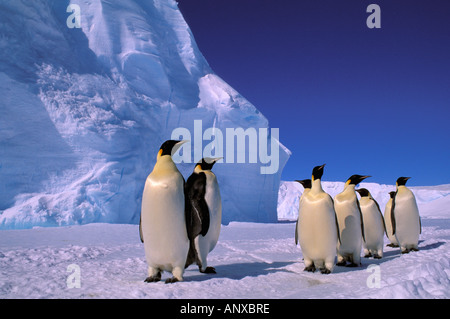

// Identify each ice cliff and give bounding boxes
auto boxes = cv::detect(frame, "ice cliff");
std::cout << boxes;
[0,0,290,229]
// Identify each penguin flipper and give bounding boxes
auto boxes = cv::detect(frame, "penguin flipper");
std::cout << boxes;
[328,195,341,245]
[373,198,387,234]
[185,172,210,240]
[391,192,397,236]
[295,219,299,245]
[419,216,422,234]
[139,215,144,243]
[334,212,341,245]
[356,199,366,242]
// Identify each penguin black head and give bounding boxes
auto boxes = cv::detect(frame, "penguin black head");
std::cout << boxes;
[396,177,411,186]
[158,140,188,158]
[389,191,396,198]
[295,179,312,189]
[346,174,371,186]
[196,157,222,171]
[312,164,326,181]
[356,188,370,197]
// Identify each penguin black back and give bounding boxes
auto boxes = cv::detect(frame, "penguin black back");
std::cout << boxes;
[184,172,210,241]
[295,179,312,189]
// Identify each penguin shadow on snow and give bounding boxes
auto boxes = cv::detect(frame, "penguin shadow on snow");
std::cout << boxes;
[330,244,402,274]
[331,253,399,274]
[417,240,445,251]
[181,239,445,281]
[184,261,294,282]
[333,239,446,274]
[381,239,444,256]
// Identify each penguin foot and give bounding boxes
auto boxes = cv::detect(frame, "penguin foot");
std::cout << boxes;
[373,254,382,259]
[144,274,161,283]
[346,263,359,268]
[320,268,331,274]
[364,253,372,258]
[304,265,316,272]
[201,266,216,274]
[165,277,180,284]
[336,261,347,267]
[387,243,399,248]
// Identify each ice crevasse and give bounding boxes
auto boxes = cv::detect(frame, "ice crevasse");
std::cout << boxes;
[0,0,290,229]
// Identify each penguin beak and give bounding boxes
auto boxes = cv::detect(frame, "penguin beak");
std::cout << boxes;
[172,140,189,155]
[359,175,371,184]
[203,157,223,164]
[347,175,371,186]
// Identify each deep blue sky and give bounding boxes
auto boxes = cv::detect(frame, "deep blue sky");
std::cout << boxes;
[178,0,450,186]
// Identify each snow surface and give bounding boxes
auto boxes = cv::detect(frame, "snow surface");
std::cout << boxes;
[0,182,448,299]
[0,0,289,229]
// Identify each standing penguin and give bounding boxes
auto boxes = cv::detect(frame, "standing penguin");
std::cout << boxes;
[356,188,386,259]
[335,174,370,267]
[140,140,189,283]
[391,177,421,254]
[297,164,339,274]
[295,179,311,246]
[185,157,222,274]
[384,191,399,247]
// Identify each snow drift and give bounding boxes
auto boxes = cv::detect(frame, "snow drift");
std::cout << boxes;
[0,0,289,229]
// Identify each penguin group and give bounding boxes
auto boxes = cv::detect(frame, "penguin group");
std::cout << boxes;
[295,164,421,274]
[138,140,421,282]
[139,140,222,283]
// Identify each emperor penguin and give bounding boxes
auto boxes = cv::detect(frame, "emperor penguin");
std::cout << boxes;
[140,140,189,284]
[184,157,222,274]
[294,179,311,246]
[384,191,399,247]
[297,164,339,274]
[335,174,370,267]
[356,188,386,259]
[391,177,421,254]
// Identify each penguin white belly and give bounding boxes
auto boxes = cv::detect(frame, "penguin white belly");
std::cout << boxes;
[360,198,384,255]
[195,172,222,268]
[384,199,398,246]
[335,195,362,264]
[298,194,337,269]
[141,174,189,274]
[394,188,420,250]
